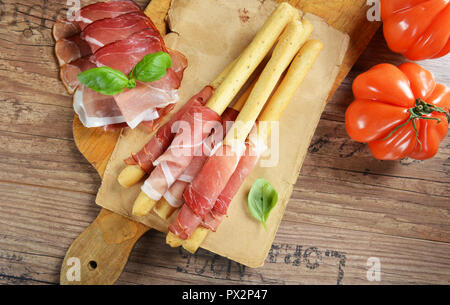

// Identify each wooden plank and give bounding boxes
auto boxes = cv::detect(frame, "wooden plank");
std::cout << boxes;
[1,182,448,285]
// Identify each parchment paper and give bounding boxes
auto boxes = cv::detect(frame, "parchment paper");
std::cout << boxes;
[96,0,349,267]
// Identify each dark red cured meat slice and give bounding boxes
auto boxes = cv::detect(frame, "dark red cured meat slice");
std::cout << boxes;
[90,27,165,75]
[183,144,242,219]
[81,11,157,53]
[53,1,141,41]
[55,33,92,66]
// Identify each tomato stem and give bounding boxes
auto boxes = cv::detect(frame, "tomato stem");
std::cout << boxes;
[381,98,449,151]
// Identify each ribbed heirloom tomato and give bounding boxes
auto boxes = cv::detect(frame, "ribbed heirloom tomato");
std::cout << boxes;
[345,63,449,160]
[381,0,450,60]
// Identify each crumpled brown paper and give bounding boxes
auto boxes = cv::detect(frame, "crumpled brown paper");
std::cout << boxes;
[96,0,349,267]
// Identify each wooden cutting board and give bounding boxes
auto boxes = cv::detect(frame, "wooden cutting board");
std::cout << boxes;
[60,0,380,285]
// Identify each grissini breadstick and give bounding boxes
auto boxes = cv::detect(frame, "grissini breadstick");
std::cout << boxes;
[205,2,299,115]
[131,3,300,217]
[117,58,238,188]
[153,81,257,220]
[168,39,324,253]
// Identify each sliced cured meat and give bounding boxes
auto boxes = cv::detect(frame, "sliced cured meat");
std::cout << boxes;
[183,144,244,219]
[74,0,141,30]
[54,1,188,130]
[53,1,140,41]
[90,28,165,75]
[66,29,187,128]
[169,204,202,240]
[55,34,92,66]
[60,57,96,94]
[81,11,157,53]
[53,17,81,41]
[125,86,213,172]
[73,85,126,128]
[171,128,262,238]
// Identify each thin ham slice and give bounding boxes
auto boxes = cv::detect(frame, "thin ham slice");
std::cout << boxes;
[81,11,157,53]
[182,144,244,219]
[53,0,141,41]
[202,141,260,232]
[114,71,180,129]
[60,57,96,94]
[90,28,165,74]
[141,105,221,201]
[163,108,239,209]
[54,33,92,66]
[73,85,126,128]
[55,10,155,67]
[125,86,213,172]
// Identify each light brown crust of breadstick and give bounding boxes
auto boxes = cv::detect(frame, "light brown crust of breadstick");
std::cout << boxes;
[132,192,156,217]
[154,198,177,220]
[205,2,298,115]
[259,39,324,122]
[223,19,305,147]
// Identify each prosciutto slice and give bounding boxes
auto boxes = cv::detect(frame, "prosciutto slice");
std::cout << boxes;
[202,141,260,232]
[163,107,239,208]
[183,144,244,219]
[53,0,141,41]
[90,28,165,74]
[141,105,221,201]
[55,34,92,66]
[60,57,96,94]
[55,10,155,68]
[125,86,213,172]
[73,85,125,127]
[81,11,157,53]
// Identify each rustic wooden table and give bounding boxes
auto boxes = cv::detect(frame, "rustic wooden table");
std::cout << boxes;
[0,0,449,285]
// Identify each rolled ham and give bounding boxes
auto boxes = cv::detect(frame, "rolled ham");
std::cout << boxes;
[170,127,263,238]
[182,144,244,219]
[141,105,222,201]
[163,107,240,208]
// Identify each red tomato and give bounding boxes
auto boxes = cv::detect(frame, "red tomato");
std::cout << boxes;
[345,63,450,160]
[381,0,450,60]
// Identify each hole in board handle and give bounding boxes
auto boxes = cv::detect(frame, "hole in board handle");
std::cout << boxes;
[88,260,97,271]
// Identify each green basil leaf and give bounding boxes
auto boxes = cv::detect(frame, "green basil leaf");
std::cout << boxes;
[133,51,172,83]
[78,67,128,95]
[248,178,278,230]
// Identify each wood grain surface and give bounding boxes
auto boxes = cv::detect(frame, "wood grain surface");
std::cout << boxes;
[0,0,449,285]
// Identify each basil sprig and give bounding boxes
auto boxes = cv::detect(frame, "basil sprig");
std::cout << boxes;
[248,178,278,230]
[78,51,172,95]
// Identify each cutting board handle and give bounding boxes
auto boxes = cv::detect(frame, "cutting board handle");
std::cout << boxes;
[60,209,150,285]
